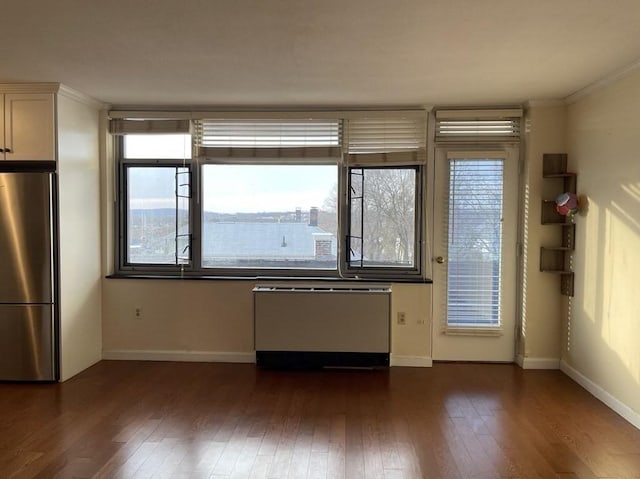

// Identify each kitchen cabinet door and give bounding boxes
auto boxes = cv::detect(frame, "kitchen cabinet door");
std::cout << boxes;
[3,93,55,161]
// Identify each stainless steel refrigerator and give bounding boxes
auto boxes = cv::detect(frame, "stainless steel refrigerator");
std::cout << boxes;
[0,161,59,381]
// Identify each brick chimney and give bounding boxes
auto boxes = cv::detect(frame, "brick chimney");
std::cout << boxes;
[313,233,333,261]
[309,207,318,227]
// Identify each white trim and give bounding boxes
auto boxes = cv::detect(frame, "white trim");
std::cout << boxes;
[102,349,256,364]
[0,82,61,94]
[564,57,640,104]
[109,108,431,120]
[441,327,503,337]
[435,108,523,119]
[0,82,107,109]
[516,356,560,369]
[561,360,640,430]
[58,84,106,110]
[390,355,433,367]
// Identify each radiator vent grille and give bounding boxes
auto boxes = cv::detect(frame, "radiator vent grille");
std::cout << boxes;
[253,284,391,363]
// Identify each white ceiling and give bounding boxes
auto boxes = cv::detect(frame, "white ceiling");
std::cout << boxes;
[2,0,640,108]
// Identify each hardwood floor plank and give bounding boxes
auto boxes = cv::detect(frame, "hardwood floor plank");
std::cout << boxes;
[188,440,227,476]
[344,415,365,479]
[361,415,384,479]
[267,414,300,478]
[287,416,313,478]
[307,451,328,479]
[326,414,346,479]
[1,450,43,478]
[0,362,639,479]
[229,436,263,478]
[482,410,564,478]
[389,416,427,479]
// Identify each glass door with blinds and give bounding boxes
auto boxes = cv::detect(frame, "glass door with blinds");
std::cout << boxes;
[432,149,518,361]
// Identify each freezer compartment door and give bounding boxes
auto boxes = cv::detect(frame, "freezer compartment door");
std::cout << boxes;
[0,172,54,303]
[0,305,57,381]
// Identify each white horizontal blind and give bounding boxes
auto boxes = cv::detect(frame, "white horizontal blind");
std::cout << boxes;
[110,119,190,135]
[346,115,427,165]
[435,109,521,142]
[194,119,342,159]
[444,158,504,329]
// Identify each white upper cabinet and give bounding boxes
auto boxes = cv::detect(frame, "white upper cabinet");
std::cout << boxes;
[1,93,55,161]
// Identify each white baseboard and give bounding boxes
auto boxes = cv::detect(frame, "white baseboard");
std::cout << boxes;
[560,360,640,430]
[102,349,256,364]
[103,350,433,368]
[516,355,560,369]
[390,355,433,367]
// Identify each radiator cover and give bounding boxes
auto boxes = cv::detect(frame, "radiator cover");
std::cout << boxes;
[254,285,391,368]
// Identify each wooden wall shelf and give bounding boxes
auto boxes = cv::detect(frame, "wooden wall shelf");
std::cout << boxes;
[540,153,576,297]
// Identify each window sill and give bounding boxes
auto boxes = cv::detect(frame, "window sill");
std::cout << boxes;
[441,327,503,337]
[105,273,433,284]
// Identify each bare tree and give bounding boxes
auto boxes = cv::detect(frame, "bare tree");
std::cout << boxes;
[318,182,338,235]
[359,169,414,264]
[319,169,417,266]
[447,160,503,262]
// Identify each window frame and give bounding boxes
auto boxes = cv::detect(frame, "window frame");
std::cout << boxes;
[196,157,341,277]
[115,137,195,274]
[340,164,424,280]
[113,120,428,282]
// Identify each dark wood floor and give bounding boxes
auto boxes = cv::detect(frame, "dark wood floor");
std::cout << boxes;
[0,361,639,478]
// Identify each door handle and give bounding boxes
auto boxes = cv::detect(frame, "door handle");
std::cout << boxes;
[436,256,446,264]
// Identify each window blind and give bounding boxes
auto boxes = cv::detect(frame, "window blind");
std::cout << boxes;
[194,119,342,159]
[345,115,427,165]
[109,119,190,135]
[435,109,521,143]
[443,158,504,329]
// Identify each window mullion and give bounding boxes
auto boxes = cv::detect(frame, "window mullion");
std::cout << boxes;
[191,161,203,272]
[175,168,192,266]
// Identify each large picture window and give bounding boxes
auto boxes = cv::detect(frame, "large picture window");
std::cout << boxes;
[200,164,337,269]
[113,114,426,279]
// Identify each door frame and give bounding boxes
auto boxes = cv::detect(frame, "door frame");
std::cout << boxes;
[431,145,520,362]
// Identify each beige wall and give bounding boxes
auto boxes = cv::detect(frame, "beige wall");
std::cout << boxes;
[57,94,102,380]
[103,280,254,354]
[391,283,431,359]
[100,107,572,366]
[102,279,432,362]
[520,104,567,360]
[565,70,640,415]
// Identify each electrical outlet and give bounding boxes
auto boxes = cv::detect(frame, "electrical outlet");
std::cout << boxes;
[397,312,406,325]
[134,307,143,320]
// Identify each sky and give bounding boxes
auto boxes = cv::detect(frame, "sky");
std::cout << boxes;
[202,164,336,213]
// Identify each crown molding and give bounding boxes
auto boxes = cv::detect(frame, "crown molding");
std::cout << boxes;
[0,82,61,94]
[565,57,640,105]
[58,84,108,110]
[0,82,108,110]
[107,103,435,118]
